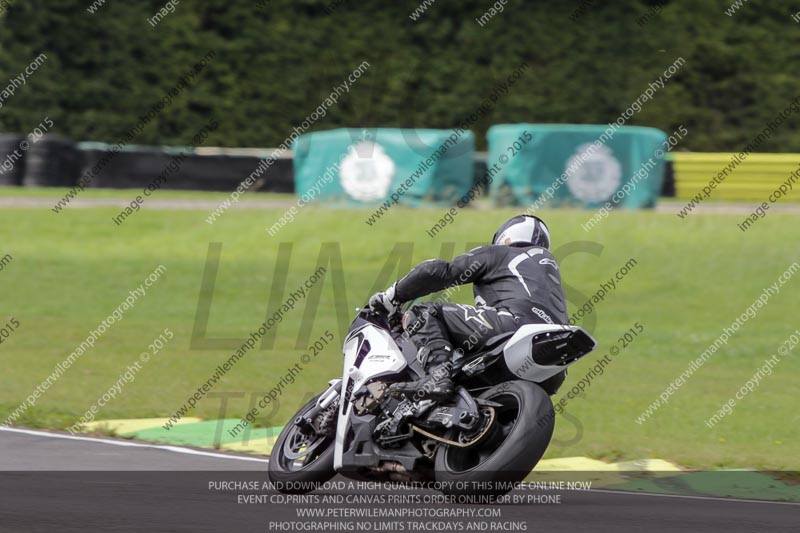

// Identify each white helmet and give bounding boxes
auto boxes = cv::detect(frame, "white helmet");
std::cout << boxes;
[492,215,550,248]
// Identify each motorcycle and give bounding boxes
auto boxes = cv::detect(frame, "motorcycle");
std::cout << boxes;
[268,306,596,495]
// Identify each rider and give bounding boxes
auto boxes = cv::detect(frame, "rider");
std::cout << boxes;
[368,214,568,401]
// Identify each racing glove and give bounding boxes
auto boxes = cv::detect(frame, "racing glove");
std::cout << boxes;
[368,282,400,316]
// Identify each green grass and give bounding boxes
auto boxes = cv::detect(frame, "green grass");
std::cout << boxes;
[0,184,295,201]
[0,192,798,470]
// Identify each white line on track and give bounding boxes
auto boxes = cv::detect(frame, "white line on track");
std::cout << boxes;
[3,428,797,506]
[0,426,270,464]
[587,488,800,506]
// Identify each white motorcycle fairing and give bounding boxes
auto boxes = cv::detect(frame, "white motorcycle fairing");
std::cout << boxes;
[503,323,597,382]
[333,323,407,470]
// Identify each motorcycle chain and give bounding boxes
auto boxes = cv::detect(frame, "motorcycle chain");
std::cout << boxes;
[409,407,495,448]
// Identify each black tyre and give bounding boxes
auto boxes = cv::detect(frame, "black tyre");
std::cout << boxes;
[434,380,554,495]
[268,393,337,494]
[0,135,24,186]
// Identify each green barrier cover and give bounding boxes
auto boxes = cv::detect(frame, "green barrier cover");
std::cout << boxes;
[487,124,667,208]
[293,128,474,205]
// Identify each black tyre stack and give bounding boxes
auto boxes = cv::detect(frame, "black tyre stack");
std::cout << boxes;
[22,135,83,188]
[0,135,25,186]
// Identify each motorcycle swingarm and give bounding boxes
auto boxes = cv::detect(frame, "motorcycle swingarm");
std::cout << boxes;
[416,387,483,433]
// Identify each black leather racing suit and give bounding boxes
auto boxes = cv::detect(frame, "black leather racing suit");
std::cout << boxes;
[394,244,568,392]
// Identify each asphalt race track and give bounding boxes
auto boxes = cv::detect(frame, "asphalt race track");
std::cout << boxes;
[0,428,796,533]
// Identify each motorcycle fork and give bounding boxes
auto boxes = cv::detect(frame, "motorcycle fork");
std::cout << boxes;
[294,379,342,433]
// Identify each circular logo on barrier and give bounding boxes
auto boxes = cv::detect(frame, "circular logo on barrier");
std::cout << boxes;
[565,144,622,203]
[339,141,395,201]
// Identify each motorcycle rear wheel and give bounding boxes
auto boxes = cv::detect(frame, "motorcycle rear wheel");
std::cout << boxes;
[434,380,554,495]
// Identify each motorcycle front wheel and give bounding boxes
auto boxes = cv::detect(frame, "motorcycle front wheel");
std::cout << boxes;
[434,380,555,495]
[268,393,337,494]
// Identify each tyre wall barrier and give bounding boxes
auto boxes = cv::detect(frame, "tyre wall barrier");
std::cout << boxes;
[0,134,25,186]
[293,128,475,206]
[672,152,800,202]
[488,124,668,208]
[23,135,83,188]
[77,143,294,193]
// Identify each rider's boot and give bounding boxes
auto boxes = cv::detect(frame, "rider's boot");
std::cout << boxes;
[390,344,454,401]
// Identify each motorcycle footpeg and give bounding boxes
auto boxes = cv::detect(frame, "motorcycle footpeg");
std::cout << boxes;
[474,398,503,408]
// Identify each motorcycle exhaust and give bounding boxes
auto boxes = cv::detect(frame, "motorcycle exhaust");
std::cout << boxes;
[370,462,422,483]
